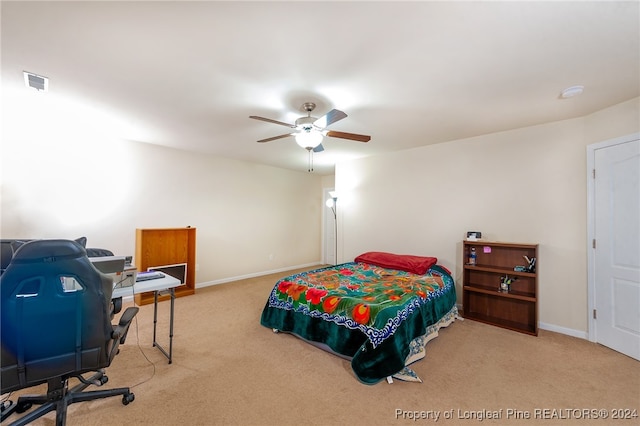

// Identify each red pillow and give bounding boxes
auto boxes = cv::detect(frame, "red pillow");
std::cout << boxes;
[354,251,437,275]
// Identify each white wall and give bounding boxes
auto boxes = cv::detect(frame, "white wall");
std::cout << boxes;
[2,92,637,331]
[1,137,324,284]
[335,97,639,335]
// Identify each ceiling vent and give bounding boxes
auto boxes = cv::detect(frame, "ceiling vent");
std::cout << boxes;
[23,71,48,91]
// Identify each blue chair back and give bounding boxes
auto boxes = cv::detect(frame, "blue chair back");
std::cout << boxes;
[1,239,114,393]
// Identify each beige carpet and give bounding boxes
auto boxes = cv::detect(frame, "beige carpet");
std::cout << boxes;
[4,267,639,425]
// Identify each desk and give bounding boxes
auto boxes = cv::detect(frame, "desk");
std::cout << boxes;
[112,273,180,364]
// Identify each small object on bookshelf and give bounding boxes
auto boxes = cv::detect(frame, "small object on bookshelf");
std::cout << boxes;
[525,256,536,273]
[499,275,516,293]
[466,231,482,241]
[468,247,477,265]
[515,256,536,273]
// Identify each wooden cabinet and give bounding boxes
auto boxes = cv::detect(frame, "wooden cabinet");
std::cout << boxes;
[134,227,196,305]
[462,241,538,335]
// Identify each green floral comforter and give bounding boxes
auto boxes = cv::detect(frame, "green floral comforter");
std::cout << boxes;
[260,262,457,384]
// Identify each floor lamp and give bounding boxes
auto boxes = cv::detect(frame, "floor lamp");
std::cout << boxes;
[326,192,338,265]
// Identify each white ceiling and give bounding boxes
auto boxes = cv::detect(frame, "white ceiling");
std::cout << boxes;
[2,1,639,175]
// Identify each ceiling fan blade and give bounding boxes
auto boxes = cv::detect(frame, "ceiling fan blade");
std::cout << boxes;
[249,116,295,128]
[313,143,324,153]
[326,130,371,143]
[257,133,293,143]
[314,109,347,128]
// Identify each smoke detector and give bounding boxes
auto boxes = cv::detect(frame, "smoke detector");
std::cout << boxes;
[560,85,584,99]
[23,71,48,91]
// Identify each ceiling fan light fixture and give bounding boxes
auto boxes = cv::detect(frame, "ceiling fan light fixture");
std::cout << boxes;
[295,129,323,149]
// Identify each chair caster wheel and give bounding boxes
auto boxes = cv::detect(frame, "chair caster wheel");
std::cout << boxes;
[122,393,135,405]
[1,400,14,412]
[15,402,32,413]
[100,375,109,385]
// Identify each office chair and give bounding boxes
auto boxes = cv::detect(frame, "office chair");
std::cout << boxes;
[0,239,139,426]
[0,241,13,275]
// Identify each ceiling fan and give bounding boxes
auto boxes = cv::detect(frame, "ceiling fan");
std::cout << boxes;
[249,102,371,154]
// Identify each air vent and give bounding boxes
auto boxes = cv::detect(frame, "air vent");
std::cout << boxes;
[23,71,48,91]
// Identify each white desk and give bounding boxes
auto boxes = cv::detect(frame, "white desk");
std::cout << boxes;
[112,273,180,364]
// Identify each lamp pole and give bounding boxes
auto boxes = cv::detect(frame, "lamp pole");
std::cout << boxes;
[326,193,338,265]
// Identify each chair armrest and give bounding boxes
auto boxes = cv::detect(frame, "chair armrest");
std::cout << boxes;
[118,306,138,326]
[111,307,139,341]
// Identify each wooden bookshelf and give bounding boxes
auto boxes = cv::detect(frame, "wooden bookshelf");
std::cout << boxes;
[134,227,196,305]
[462,241,538,335]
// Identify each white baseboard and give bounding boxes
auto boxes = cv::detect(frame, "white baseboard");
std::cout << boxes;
[453,305,588,340]
[195,262,323,289]
[538,322,588,340]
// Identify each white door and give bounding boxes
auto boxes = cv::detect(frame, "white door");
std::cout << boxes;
[590,135,640,360]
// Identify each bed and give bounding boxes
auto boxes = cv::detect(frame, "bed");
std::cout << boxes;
[260,252,459,384]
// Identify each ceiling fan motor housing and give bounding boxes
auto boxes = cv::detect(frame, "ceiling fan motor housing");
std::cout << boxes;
[295,116,318,131]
